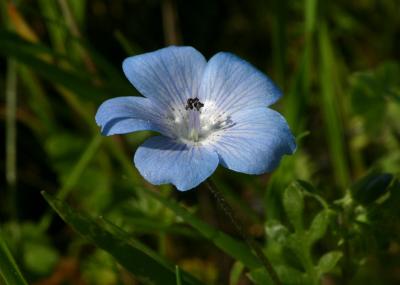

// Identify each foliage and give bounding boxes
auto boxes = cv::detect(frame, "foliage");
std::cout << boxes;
[0,0,399,284]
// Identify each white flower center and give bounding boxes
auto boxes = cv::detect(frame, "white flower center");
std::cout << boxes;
[166,98,233,144]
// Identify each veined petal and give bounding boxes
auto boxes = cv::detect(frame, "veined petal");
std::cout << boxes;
[95,96,166,135]
[134,136,219,191]
[210,108,296,174]
[199,52,282,115]
[123,46,207,109]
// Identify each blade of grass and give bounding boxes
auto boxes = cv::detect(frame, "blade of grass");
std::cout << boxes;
[57,0,96,72]
[266,0,319,219]
[98,216,203,285]
[114,30,142,55]
[17,66,56,133]
[42,192,203,285]
[318,22,349,188]
[176,265,182,285]
[0,229,28,285]
[38,0,67,53]
[141,188,263,270]
[39,134,103,231]
[5,58,17,217]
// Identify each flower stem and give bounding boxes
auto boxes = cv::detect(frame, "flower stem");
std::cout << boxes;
[205,180,282,285]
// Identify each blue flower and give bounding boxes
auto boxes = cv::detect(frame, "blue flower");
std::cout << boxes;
[96,46,296,191]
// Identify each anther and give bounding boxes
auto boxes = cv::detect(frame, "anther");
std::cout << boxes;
[185,97,204,111]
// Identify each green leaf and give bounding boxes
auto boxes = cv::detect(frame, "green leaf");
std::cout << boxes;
[229,261,245,285]
[265,220,290,244]
[249,266,308,285]
[42,192,203,285]
[23,242,59,275]
[349,62,400,134]
[308,210,331,245]
[142,188,262,270]
[317,251,343,274]
[0,229,28,285]
[283,182,304,231]
[248,267,274,285]
[350,172,393,205]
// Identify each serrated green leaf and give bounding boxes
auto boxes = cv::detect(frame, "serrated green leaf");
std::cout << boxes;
[283,182,304,231]
[317,251,343,274]
[308,210,331,245]
[42,192,203,285]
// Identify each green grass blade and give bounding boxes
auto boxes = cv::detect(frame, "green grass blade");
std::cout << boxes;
[0,31,108,100]
[176,265,182,285]
[39,134,103,231]
[38,0,67,53]
[318,23,349,188]
[0,229,28,285]
[142,188,262,270]
[5,58,18,221]
[42,192,203,285]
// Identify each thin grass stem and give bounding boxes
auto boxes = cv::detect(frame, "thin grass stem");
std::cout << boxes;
[6,59,18,221]
[205,180,282,285]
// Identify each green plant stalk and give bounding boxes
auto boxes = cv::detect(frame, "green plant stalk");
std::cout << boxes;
[6,58,18,221]
[302,243,319,285]
[211,176,261,224]
[205,181,282,285]
[175,265,182,285]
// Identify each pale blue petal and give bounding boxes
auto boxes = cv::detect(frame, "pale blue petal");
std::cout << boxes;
[95,96,167,136]
[122,46,207,109]
[134,136,219,191]
[211,108,296,174]
[199,52,281,115]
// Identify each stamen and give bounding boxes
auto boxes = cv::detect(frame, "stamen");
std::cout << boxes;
[188,110,201,141]
[185,97,204,111]
[184,97,204,141]
[169,98,234,143]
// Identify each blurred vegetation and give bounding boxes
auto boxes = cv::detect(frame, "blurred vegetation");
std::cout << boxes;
[0,0,399,284]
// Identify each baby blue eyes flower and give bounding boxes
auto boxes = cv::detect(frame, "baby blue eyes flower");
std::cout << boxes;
[95,46,296,191]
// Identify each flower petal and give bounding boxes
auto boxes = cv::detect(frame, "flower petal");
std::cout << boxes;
[95,96,166,136]
[199,52,282,115]
[210,108,296,174]
[122,46,207,109]
[134,136,219,191]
